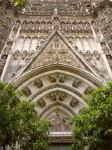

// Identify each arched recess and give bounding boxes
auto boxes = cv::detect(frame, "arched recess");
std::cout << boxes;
[13,64,104,133]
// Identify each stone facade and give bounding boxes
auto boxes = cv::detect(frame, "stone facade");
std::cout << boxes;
[0,0,112,149]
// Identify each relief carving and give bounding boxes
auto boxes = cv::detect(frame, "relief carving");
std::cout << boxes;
[22,86,31,96]
[84,86,94,94]
[4,42,12,55]
[35,79,43,88]
[70,98,78,107]
[49,112,71,132]
[0,59,6,75]
[38,98,46,107]
[49,74,56,83]
[63,117,71,131]
[72,78,81,88]
[59,74,65,83]
[59,92,66,101]
[50,92,57,101]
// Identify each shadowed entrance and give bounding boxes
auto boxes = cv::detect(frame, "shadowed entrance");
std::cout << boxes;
[50,143,71,150]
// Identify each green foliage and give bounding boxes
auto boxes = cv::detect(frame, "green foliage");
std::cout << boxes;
[71,82,112,150]
[0,81,51,150]
[13,0,27,9]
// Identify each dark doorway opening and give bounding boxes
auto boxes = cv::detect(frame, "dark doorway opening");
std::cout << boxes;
[50,143,71,150]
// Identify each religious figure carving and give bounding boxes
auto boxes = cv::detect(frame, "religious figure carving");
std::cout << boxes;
[0,59,6,75]
[106,55,112,69]
[63,117,70,131]
[59,92,66,101]
[35,79,43,88]
[70,98,78,107]
[50,92,57,101]
[49,74,56,83]
[72,78,81,88]
[59,74,65,83]
[22,86,31,96]
[4,42,12,55]
[84,86,94,94]
[38,98,46,107]
[55,112,61,131]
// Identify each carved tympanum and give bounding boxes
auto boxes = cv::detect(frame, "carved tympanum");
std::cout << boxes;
[84,86,94,94]
[35,79,43,88]
[72,78,81,88]
[49,112,70,132]
[59,74,65,83]
[49,74,56,83]
[22,86,31,96]
[70,98,78,107]
[38,98,46,107]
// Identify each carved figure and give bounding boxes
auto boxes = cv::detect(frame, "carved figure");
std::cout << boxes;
[63,117,70,131]
[106,55,112,69]
[50,92,57,101]
[4,42,12,55]
[72,78,81,88]
[38,98,46,107]
[35,79,43,88]
[22,86,31,96]
[49,74,56,83]
[84,86,94,94]
[0,59,6,75]
[59,92,65,101]
[59,74,65,83]
[70,98,78,107]
[55,112,61,131]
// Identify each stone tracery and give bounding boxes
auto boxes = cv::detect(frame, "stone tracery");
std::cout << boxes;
[0,0,112,146]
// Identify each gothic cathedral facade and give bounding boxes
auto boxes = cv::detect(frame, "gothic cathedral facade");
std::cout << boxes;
[0,0,112,149]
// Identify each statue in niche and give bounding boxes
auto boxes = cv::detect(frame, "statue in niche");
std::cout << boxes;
[59,74,65,83]
[50,92,57,101]
[106,55,112,69]
[35,79,43,88]
[4,42,12,55]
[22,86,31,96]
[84,86,94,94]
[38,98,46,107]
[70,98,78,107]
[63,117,70,131]
[59,92,65,101]
[49,74,56,83]
[55,112,61,131]
[72,78,81,88]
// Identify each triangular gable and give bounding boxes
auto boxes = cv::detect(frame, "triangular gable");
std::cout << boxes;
[16,30,99,78]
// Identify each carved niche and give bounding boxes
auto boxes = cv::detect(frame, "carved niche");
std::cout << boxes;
[84,86,94,94]
[49,74,56,83]
[22,86,31,96]
[70,98,78,107]
[49,112,71,132]
[59,74,65,83]
[35,79,43,88]
[72,78,81,88]
[38,98,46,107]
